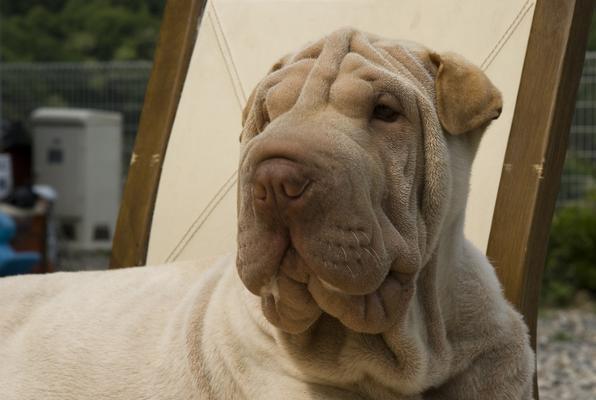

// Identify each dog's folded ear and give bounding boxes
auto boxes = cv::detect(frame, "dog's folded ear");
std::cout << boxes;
[242,88,257,128]
[429,52,503,135]
[242,59,284,127]
[241,56,290,141]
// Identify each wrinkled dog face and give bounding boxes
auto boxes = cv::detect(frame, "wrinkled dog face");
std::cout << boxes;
[237,29,502,334]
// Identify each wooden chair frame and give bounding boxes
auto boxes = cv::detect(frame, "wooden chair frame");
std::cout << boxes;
[110,1,593,397]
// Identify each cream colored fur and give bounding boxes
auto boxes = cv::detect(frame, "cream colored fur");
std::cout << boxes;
[0,29,533,399]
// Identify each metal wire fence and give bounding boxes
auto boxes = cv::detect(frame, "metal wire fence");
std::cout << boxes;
[561,52,596,206]
[0,58,595,205]
[0,61,152,169]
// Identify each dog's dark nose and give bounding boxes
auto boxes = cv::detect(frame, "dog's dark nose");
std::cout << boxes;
[253,158,310,211]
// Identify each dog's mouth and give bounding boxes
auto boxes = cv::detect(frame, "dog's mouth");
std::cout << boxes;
[237,214,418,334]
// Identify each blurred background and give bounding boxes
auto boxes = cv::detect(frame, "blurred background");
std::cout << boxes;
[0,0,163,272]
[0,2,594,398]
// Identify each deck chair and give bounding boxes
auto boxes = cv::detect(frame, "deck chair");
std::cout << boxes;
[110,0,592,398]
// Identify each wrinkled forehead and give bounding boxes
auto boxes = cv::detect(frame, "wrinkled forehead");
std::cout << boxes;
[246,29,436,127]
[285,30,434,90]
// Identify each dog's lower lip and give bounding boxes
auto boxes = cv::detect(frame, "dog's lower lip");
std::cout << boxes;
[320,279,345,293]
[389,266,416,285]
[316,266,392,296]
[286,247,394,297]
[281,246,343,292]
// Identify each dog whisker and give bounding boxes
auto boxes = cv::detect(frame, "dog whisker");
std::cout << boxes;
[340,246,348,262]
[359,231,371,246]
[345,263,356,279]
[351,231,360,246]
[356,248,363,262]
[363,247,377,264]
[370,247,382,264]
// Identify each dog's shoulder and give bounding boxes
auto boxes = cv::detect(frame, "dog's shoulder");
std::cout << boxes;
[0,254,234,400]
[448,240,531,355]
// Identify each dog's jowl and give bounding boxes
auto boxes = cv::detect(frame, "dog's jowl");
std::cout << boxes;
[0,29,533,399]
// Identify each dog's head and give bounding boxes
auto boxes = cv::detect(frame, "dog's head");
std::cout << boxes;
[237,28,501,334]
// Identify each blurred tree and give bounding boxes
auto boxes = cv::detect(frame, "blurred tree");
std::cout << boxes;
[588,10,596,52]
[1,0,164,62]
[542,190,596,306]
[3,2,596,59]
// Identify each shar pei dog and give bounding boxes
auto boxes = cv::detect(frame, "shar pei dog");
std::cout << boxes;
[0,29,534,399]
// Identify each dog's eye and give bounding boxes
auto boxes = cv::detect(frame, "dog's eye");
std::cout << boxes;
[372,104,400,123]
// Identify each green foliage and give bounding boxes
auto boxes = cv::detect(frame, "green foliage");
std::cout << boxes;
[588,9,596,51]
[551,330,574,342]
[542,190,596,306]
[1,0,164,62]
[563,153,596,177]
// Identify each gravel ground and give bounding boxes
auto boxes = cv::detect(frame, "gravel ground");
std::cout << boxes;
[538,307,596,400]
[55,252,596,398]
